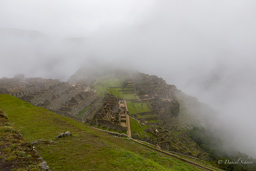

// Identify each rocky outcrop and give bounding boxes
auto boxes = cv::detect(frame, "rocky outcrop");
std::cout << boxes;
[40,161,50,170]
[56,131,72,138]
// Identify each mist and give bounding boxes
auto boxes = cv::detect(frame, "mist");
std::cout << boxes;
[1,0,256,157]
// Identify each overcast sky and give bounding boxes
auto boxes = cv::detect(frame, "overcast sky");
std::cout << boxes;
[1,0,256,157]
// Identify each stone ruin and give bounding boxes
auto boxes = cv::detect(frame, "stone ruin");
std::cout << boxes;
[0,75,101,121]
[88,93,128,133]
[0,75,128,133]
[130,73,180,121]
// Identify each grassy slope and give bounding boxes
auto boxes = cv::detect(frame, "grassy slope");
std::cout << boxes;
[0,95,205,171]
[0,116,42,170]
[130,118,148,138]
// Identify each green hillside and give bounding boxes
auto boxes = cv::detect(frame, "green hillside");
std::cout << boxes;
[0,94,209,171]
[91,74,209,158]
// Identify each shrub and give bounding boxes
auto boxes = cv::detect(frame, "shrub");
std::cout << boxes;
[0,126,14,133]
[16,151,26,157]
[3,148,11,153]
[6,155,17,161]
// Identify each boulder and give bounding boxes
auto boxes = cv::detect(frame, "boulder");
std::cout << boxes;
[56,131,72,138]
[40,161,50,170]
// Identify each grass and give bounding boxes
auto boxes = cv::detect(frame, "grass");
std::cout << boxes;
[133,102,151,113]
[109,88,123,97]
[119,93,137,100]
[95,78,137,100]
[0,116,41,170]
[99,78,123,87]
[95,79,123,97]
[130,118,148,138]
[0,94,208,170]
[126,101,136,114]
[95,84,106,97]
[94,78,123,97]
[109,88,137,99]
[77,105,91,117]
[127,101,151,115]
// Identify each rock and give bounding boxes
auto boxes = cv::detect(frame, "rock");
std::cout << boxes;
[56,133,64,138]
[40,161,50,170]
[56,131,72,138]
[38,157,44,161]
[64,131,72,136]
[31,140,38,145]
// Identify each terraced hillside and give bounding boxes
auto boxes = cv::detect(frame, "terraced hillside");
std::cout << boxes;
[0,94,218,170]
[69,70,210,161]
[0,75,99,121]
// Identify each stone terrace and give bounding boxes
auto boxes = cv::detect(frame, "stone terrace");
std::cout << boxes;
[0,75,99,119]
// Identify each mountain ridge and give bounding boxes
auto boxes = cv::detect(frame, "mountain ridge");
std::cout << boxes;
[1,69,255,170]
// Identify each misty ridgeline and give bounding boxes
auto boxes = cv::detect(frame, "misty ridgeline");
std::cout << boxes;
[1,1,256,170]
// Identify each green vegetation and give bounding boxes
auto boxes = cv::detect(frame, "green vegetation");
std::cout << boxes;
[119,93,137,100]
[110,89,137,99]
[99,78,123,87]
[130,118,148,138]
[127,101,151,115]
[77,105,91,116]
[95,78,137,100]
[133,102,151,113]
[109,87,122,96]
[127,101,136,114]
[0,94,207,170]
[0,114,41,170]
[94,78,137,100]
[94,78,123,97]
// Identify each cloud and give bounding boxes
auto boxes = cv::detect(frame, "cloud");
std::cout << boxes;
[0,0,256,157]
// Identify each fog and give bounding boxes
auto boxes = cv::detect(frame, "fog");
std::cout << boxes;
[1,0,256,157]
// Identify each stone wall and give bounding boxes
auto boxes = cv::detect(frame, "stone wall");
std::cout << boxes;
[82,99,104,121]
[97,120,127,132]
[158,141,170,151]
[62,93,99,116]
[0,76,103,120]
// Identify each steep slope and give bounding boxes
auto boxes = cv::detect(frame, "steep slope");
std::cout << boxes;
[68,68,256,170]
[72,70,210,159]
[0,110,43,171]
[0,94,215,170]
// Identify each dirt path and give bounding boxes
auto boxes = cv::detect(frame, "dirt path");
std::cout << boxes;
[126,115,131,138]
